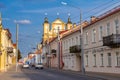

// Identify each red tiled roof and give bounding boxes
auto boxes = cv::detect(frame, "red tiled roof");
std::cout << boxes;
[13,43,16,48]
[59,30,68,34]
[48,30,68,43]
[47,6,120,43]
[62,6,120,39]
[84,6,120,29]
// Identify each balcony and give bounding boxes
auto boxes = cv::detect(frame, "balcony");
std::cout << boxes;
[69,45,81,53]
[103,34,120,48]
[51,49,56,57]
[51,49,56,53]
[7,47,13,53]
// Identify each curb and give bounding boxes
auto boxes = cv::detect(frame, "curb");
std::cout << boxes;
[45,67,107,80]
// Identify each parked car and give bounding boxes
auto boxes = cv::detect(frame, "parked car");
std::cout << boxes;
[30,63,35,67]
[22,64,29,68]
[35,63,43,69]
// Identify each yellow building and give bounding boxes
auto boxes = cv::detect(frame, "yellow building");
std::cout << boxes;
[12,44,17,65]
[0,13,6,72]
[43,17,73,43]
[0,13,3,71]
[0,13,14,72]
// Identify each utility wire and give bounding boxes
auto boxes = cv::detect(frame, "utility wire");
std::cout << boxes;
[71,0,115,20]
[74,0,120,23]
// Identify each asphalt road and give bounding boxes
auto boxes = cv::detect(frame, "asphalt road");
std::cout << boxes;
[0,67,105,80]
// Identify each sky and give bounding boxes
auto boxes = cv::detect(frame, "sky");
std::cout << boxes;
[0,0,120,58]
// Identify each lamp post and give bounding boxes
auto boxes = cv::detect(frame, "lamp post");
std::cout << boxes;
[57,27,60,69]
[46,29,50,68]
[61,2,85,74]
[16,24,19,72]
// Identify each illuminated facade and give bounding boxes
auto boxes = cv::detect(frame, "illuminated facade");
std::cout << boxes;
[42,6,120,74]
[43,17,73,44]
[0,13,14,72]
[42,17,73,67]
[61,7,120,73]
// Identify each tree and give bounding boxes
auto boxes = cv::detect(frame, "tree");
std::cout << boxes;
[18,49,22,61]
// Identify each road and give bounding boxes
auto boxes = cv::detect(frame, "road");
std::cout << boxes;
[0,66,105,80]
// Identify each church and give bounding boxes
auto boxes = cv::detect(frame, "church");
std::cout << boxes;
[42,16,76,43]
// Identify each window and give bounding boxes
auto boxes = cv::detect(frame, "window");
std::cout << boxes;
[72,38,74,46]
[93,54,96,66]
[101,54,104,66]
[66,40,68,49]
[92,29,96,42]
[64,41,65,50]
[76,36,78,45]
[70,39,72,46]
[108,53,112,66]
[85,32,88,44]
[107,23,110,35]
[69,39,71,47]
[115,19,119,34]
[72,59,74,68]
[99,26,103,40]
[116,52,120,66]
[79,35,81,44]
[86,55,88,66]
[65,40,67,49]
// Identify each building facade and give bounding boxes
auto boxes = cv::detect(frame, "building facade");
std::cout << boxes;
[0,13,15,72]
[42,6,120,74]
[43,17,73,43]
[83,7,120,74]
[61,7,120,74]
[42,17,73,68]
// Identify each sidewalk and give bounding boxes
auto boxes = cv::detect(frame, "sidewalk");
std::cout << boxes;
[85,72,120,80]
[5,64,22,72]
[0,65,30,80]
[47,67,120,80]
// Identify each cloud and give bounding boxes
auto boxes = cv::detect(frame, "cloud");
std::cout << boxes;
[37,31,40,34]
[14,19,31,24]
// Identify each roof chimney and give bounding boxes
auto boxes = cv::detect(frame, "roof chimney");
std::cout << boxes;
[82,21,89,27]
[90,16,98,23]
[73,23,76,28]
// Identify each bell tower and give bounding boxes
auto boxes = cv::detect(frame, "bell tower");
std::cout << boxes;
[0,12,3,35]
[43,17,50,43]
[0,13,2,27]
[66,16,72,30]
[0,12,3,68]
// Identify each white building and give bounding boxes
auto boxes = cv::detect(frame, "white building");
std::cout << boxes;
[61,6,120,74]
[42,6,120,74]
[83,6,120,74]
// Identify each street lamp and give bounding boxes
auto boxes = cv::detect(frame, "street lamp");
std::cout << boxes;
[57,27,60,69]
[61,2,85,74]
[16,24,19,72]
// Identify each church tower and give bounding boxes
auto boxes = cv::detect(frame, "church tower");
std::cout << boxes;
[0,13,3,39]
[0,13,2,28]
[43,17,50,43]
[0,13,3,69]
[66,16,72,30]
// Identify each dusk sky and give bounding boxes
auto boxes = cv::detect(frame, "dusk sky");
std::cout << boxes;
[0,0,120,58]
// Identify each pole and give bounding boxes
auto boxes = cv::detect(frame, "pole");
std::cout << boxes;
[80,10,85,74]
[16,24,19,72]
[57,27,60,69]
[61,1,85,74]
[47,29,50,68]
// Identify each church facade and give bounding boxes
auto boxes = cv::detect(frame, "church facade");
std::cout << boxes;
[43,17,73,44]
